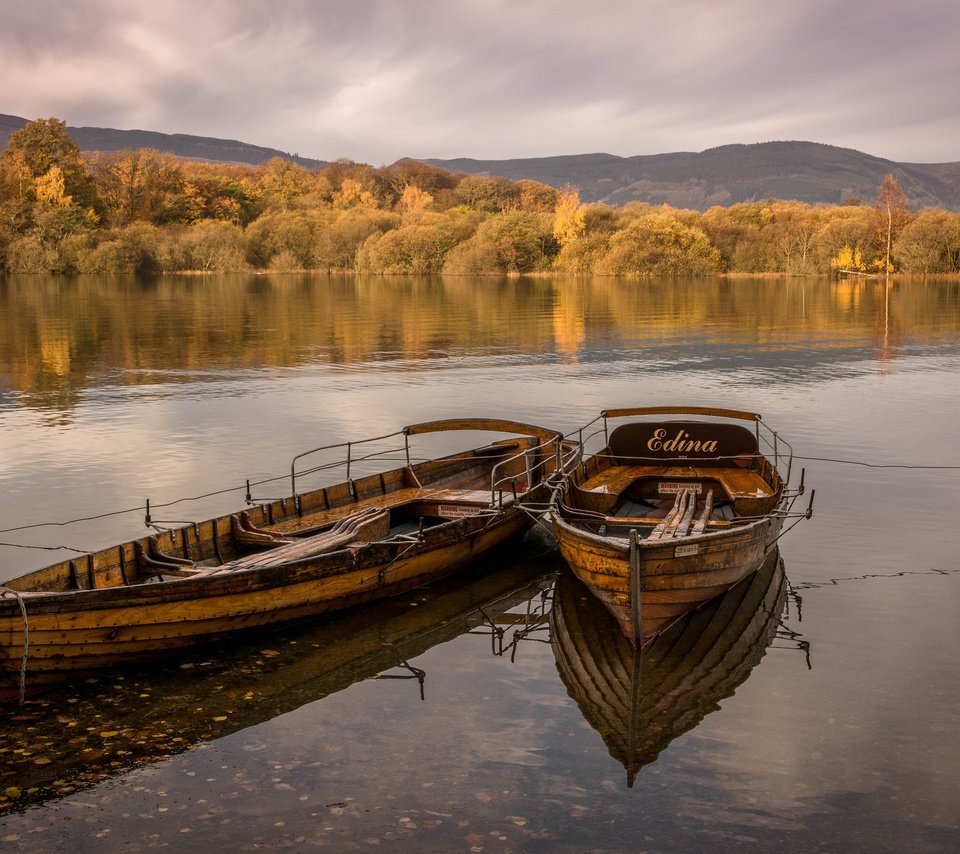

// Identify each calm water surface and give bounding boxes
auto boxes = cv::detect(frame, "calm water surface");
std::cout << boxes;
[1,274,959,852]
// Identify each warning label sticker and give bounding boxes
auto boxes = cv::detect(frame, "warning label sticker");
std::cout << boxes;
[658,482,703,495]
[437,504,479,518]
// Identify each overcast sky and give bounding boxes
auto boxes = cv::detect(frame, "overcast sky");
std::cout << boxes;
[2,0,958,165]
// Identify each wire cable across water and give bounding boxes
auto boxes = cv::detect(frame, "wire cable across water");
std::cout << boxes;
[0,453,955,549]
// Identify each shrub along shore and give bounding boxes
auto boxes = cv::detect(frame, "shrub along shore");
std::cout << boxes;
[3,119,959,277]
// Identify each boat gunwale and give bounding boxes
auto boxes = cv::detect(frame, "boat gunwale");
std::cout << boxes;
[551,505,782,552]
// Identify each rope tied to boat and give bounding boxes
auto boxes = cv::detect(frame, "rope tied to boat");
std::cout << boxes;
[1,585,29,706]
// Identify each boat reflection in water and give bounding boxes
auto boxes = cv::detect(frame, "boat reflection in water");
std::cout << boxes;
[0,552,556,814]
[550,547,787,787]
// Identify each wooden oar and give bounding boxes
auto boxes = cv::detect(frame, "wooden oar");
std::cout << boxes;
[227,508,390,570]
[691,489,714,535]
[648,490,687,541]
[674,489,697,537]
[231,512,294,548]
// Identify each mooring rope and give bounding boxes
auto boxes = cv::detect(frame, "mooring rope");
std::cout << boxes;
[1,586,29,706]
[0,452,955,552]
[793,456,960,470]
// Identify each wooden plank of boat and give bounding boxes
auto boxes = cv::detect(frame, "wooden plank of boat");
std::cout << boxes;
[601,513,731,532]
[262,487,512,538]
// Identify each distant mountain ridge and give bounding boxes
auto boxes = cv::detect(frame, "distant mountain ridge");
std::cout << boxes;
[425,142,960,211]
[2,113,958,210]
[0,113,325,169]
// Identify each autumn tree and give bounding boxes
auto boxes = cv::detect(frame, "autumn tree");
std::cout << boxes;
[312,208,401,270]
[456,175,518,213]
[894,209,960,273]
[381,159,459,196]
[552,185,586,248]
[92,149,186,225]
[597,211,723,276]
[33,165,72,207]
[874,173,911,273]
[516,180,559,213]
[3,117,101,214]
[812,205,875,273]
[396,184,434,216]
[258,158,312,210]
[332,177,378,210]
[357,222,455,273]
[0,148,35,229]
[766,202,821,274]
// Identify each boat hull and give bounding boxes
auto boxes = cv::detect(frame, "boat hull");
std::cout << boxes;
[554,504,784,645]
[550,547,786,784]
[0,509,530,699]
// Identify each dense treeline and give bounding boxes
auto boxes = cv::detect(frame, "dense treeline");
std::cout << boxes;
[2,118,960,276]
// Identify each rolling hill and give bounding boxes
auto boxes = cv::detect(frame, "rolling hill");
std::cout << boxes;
[425,142,960,211]
[0,113,325,169]
[2,113,958,210]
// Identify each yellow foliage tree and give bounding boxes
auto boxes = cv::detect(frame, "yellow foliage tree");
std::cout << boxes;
[259,158,311,211]
[396,184,433,216]
[552,186,585,247]
[332,177,378,210]
[34,166,72,207]
[830,244,866,273]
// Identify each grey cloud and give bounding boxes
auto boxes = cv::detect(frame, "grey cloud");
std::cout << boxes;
[2,0,959,163]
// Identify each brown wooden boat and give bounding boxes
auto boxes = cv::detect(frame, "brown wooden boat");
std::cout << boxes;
[550,546,786,786]
[551,406,811,646]
[0,553,557,813]
[0,418,578,701]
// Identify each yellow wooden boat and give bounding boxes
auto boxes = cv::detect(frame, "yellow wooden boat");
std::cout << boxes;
[0,418,578,701]
[551,406,811,646]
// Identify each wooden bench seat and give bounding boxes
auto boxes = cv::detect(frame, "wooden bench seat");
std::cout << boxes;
[265,486,505,536]
[579,464,773,500]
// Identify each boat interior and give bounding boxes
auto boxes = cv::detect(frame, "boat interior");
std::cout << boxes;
[561,418,784,541]
[10,429,567,594]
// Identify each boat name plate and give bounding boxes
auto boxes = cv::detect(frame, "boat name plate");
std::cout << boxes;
[674,543,700,557]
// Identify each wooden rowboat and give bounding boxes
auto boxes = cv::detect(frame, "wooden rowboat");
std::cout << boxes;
[550,546,787,786]
[551,406,811,646]
[0,418,578,701]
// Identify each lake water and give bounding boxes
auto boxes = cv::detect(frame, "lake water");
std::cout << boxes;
[1,273,959,852]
